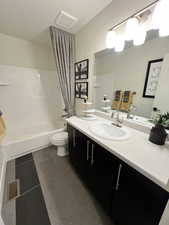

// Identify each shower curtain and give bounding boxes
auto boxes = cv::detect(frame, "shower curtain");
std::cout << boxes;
[50,26,75,117]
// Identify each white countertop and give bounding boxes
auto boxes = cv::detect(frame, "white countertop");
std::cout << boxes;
[67,116,169,193]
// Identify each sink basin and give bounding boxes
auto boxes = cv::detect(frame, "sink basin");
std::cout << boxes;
[89,122,130,141]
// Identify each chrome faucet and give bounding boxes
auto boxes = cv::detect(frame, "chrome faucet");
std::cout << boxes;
[111,110,123,128]
[62,112,69,118]
[127,105,136,119]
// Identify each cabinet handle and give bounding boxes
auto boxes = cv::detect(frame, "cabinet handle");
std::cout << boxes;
[91,144,95,166]
[116,164,122,191]
[87,140,90,160]
[73,130,76,148]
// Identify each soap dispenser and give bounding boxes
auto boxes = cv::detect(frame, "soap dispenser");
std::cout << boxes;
[84,96,88,103]
[101,94,111,113]
[104,95,107,101]
[81,96,95,119]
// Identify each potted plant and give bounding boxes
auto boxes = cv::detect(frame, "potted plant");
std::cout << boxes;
[149,112,169,145]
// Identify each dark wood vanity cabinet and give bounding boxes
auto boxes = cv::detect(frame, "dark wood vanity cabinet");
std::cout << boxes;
[111,164,169,225]
[67,125,85,173]
[67,124,169,225]
[67,124,119,214]
[84,141,120,214]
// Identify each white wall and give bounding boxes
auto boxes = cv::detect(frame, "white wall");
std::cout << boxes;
[75,0,156,114]
[0,33,63,139]
[94,55,114,110]
[154,53,169,113]
[0,33,55,70]
[0,32,62,224]
[0,65,63,138]
[95,37,169,118]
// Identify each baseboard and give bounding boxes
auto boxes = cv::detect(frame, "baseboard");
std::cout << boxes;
[0,159,7,225]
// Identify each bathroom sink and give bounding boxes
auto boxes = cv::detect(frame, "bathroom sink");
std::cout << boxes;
[89,122,130,141]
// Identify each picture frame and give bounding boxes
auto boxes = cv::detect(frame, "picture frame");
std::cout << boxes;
[143,58,163,98]
[75,59,89,80]
[75,82,88,99]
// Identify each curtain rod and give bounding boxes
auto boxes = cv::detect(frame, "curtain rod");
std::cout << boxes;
[109,0,160,31]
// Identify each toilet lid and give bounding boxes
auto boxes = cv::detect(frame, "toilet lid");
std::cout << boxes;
[53,132,68,140]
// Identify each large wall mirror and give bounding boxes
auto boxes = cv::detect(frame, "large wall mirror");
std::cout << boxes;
[94,30,169,119]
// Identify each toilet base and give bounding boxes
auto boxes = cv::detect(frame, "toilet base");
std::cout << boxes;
[57,146,68,157]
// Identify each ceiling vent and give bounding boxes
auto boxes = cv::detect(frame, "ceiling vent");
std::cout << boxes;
[55,11,78,29]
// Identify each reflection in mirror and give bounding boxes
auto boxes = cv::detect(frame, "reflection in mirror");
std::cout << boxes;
[94,31,169,120]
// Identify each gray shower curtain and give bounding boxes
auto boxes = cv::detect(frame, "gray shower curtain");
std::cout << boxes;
[50,26,75,117]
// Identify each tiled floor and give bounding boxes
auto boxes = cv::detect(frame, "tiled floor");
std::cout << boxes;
[2,153,51,225]
[33,147,113,225]
[1,160,16,225]
[16,186,51,225]
[2,147,113,225]
[15,154,40,194]
[16,153,51,225]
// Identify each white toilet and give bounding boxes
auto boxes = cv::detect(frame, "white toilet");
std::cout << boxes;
[51,131,68,157]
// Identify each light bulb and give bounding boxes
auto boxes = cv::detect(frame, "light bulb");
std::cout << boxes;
[159,26,169,37]
[106,30,117,49]
[152,1,162,29]
[133,26,146,46]
[159,0,169,37]
[152,0,169,36]
[125,17,139,41]
[115,35,125,52]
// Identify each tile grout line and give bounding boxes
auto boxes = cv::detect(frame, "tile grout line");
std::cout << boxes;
[15,158,33,167]
[15,153,52,225]
[19,184,40,198]
[15,155,41,198]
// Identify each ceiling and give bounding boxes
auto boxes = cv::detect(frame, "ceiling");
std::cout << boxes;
[0,0,112,44]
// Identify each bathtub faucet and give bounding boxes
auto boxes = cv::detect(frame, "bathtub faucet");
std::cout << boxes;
[62,113,69,118]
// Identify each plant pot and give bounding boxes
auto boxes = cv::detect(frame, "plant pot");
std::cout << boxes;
[149,124,168,145]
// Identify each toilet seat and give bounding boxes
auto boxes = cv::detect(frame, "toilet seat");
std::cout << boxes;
[53,132,68,140]
[51,132,68,146]
[50,131,68,157]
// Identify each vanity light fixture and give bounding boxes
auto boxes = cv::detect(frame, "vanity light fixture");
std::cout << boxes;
[106,0,160,50]
[125,17,139,41]
[133,25,146,46]
[106,30,117,49]
[125,17,146,46]
[114,34,125,52]
[152,0,169,37]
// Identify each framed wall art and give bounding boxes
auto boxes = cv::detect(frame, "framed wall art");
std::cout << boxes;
[75,59,89,80]
[75,82,88,99]
[143,58,163,98]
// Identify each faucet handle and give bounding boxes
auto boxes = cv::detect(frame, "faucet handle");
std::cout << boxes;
[62,113,69,118]
[130,105,136,111]
[111,111,115,118]
[117,113,124,124]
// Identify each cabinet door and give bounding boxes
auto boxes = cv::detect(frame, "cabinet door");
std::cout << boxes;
[86,140,120,216]
[67,125,89,177]
[74,129,90,178]
[111,163,169,225]
[67,125,77,165]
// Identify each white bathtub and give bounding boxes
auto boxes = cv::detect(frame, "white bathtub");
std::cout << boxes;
[1,121,66,160]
